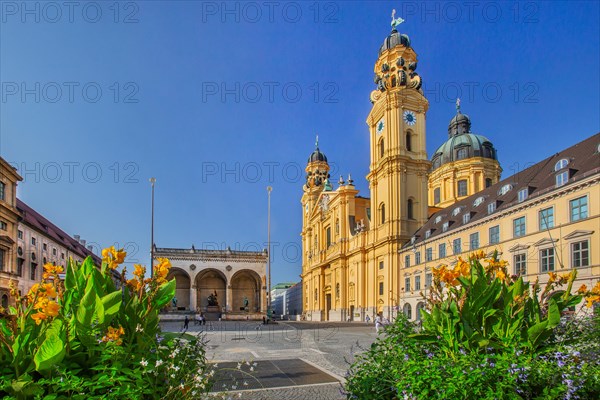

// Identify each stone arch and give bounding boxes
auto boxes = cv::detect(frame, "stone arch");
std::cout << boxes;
[195,269,227,311]
[403,303,412,320]
[230,269,262,312]
[166,267,191,310]
[1,293,8,309]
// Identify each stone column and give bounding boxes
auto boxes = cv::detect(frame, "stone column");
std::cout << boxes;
[190,286,197,312]
[226,283,233,312]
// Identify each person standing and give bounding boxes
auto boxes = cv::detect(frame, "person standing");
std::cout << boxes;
[375,312,383,333]
[183,315,189,330]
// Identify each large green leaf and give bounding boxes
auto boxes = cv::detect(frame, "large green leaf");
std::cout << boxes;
[34,320,65,371]
[101,291,122,318]
[152,279,176,309]
[76,283,96,327]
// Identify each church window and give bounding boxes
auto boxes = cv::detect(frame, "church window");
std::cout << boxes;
[379,138,385,159]
[456,147,468,160]
[379,203,386,224]
[434,187,440,204]
[407,199,414,219]
[485,178,492,188]
[406,132,412,151]
[335,219,339,235]
[483,144,494,158]
[457,180,468,197]
[326,227,331,248]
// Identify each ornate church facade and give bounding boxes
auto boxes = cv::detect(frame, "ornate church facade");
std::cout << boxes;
[156,246,267,320]
[300,19,599,322]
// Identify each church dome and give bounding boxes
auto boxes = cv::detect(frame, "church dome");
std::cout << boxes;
[379,29,411,55]
[308,148,328,163]
[431,110,498,170]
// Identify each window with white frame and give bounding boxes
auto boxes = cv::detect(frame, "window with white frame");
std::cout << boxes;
[0,221,7,231]
[452,207,463,217]
[405,255,410,268]
[457,180,468,197]
[539,207,554,230]
[469,232,479,250]
[513,217,526,237]
[489,225,500,244]
[442,222,449,232]
[0,182,5,201]
[570,196,588,222]
[405,277,411,292]
[425,247,433,261]
[425,229,431,239]
[474,196,485,207]
[415,275,421,291]
[571,240,589,268]
[488,202,496,214]
[379,261,384,270]
[518,188,529,202]
[453,238,461,255]
[556,171,568,187]
[434,187,441,204]
[439,243,446,258]
[462,213,470,224]
[540,248,555,272]
[415,251,421,264]
[498,184,512,196]
[425,273,432,288]
[554,158,569,171]
[514,253,526,275]
[435,215,442,224]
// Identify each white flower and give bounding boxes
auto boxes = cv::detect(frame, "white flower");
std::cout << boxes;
[135,324,143,332]
[155,360,163,367]
[243,381,248,386]
[250,366,254,371]
[140,359,148,367]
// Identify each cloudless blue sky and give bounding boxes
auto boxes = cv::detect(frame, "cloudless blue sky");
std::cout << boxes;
[1,1,599,284]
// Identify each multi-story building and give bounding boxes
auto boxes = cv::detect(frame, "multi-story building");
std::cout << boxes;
[16,199,102,296]
[400,134,599,320]
[300,17,599,322]
[0,157,23,308]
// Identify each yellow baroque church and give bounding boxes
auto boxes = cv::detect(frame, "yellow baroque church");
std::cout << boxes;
[300,20,599,322]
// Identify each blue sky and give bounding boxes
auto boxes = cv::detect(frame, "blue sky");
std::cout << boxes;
[1,1,599,284]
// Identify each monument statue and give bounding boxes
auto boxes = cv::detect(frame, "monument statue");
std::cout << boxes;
[207,290,219,306]
[243,296,249,309]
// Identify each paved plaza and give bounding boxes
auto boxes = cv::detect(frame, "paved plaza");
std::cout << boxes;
[161,320,379,399]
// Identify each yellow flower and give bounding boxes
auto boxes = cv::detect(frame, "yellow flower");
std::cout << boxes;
[548,272,558,284]
[126,278,142,292]
[44,301,60,317]
[43,263,63,275]
[497,270,506,281]
[102,246,127,270]
[133,264,146,279]
[42,283,57,298]
[585,295,600,308]
[577,285,588,295]
[591,282,600,295]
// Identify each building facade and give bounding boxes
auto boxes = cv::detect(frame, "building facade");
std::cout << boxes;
[400,135,599,321]
[16,199,101,297]
[300,18,599,322]
[155,246,267,320]
[0,158,22,308]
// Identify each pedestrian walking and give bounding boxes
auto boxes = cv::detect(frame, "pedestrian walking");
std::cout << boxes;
[183,316,189,330]
[375,312,384,333]
[365,315,371,324]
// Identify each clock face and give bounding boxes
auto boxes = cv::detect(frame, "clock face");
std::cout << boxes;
[376,119,385,135]
[403,110,416,126]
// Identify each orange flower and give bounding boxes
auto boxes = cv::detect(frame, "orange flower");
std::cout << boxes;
[31,312,48,325]
[126,278,142,292]
[577,284,588,295]
[102,325,125,345]
[585,295,600,308]
[497,270,506,281]
[591,282,600,295]
[548,272,558,284]
[133,264,146,279]
[154,258,172,283]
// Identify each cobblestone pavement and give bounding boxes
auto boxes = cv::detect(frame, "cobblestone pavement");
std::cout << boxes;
[161,321,379,399]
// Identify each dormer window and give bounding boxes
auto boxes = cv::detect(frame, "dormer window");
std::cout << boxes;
[554,158,569,171]
[498,184,512,196]
[435,215,442,224]
[452,207,463,217]
[462,213,471,224]
[488,202,496,214]
[442,222,449,232]
[473,196,485,207]
[556,171,569,187]
[517,188,529,203]
[425,229,431,239]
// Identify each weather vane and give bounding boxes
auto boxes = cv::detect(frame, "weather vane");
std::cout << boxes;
[315,134,319,148]
[391,9,404,30]
[456,98,461,113]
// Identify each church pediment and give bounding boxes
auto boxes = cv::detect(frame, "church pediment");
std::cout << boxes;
[534,238,558,247]
[509,243,530,252]
[564,230,594,240]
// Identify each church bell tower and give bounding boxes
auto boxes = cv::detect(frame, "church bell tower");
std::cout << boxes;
[366,12,431,241]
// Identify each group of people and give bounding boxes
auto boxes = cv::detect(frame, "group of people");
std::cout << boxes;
[365,312,390,333]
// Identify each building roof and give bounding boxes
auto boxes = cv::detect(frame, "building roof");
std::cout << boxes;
[154,246,268,262]
[407,132,600,247]
[17,199,101,265]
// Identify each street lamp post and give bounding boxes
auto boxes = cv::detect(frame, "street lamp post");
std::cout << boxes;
[267,186,272,319]
[150,178,156,268]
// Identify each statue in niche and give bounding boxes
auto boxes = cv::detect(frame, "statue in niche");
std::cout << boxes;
[207,290,219,306]
[243,296,249,310]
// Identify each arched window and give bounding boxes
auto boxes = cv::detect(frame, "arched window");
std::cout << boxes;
[391,75,397,87]
[403,303,412,319]
[406,132,412,152]
[379,138,385,159]
[407,198,414,219]
[1,294,8,309]
[379,203,386,224]
[456,147,469,160]
[433,187,441,204]
[485,178,492,188]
